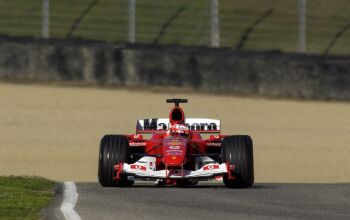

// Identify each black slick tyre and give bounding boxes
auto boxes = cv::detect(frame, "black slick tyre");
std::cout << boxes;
[222,135,254,188]
[98,135,134,187]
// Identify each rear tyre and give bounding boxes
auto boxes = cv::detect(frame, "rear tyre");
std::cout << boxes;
[98,135,134,187]
[222,135,254,188]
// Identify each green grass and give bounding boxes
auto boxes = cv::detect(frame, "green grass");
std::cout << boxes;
[0,176,55,220]
[0,0,349,54]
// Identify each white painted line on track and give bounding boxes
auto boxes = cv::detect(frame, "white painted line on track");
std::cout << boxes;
[60,182,81,220]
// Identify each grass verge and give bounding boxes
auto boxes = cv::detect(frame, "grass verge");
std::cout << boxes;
[0,176,55,220]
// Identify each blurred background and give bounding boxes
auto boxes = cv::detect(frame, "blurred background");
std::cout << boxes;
[0,0,349,183]
[0,0,349,55]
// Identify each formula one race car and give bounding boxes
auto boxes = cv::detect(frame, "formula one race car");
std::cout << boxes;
[98,99,254,188]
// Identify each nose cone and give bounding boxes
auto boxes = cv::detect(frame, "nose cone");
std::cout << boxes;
[164,154,185,166]
[163,143,186,166]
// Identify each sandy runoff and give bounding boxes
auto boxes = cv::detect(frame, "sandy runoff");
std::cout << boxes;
[0,83,349,183]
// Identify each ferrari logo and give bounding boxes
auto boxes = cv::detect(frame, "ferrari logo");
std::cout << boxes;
[172,156,177,160]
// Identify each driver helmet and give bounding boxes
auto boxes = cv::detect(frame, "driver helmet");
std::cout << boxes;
[169,124,189,136]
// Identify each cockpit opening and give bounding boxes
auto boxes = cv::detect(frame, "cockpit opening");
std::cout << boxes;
[170,107,184,122]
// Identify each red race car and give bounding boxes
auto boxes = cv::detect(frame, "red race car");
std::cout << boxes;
[98,99,254,188]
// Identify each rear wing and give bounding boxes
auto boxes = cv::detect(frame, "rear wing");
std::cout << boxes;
[136,118,221,134]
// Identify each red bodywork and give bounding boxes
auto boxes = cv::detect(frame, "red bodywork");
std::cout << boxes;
[114,101,234,183]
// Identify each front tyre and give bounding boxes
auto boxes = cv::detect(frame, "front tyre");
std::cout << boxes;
[98,135,133,187]
[222,135,254,188]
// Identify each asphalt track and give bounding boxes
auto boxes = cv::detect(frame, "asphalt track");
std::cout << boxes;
[46,182,350,220]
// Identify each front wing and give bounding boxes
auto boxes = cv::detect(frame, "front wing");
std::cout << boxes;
[115,157,228,179]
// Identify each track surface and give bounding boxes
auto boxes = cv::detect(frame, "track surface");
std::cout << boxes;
[49,182,350,220]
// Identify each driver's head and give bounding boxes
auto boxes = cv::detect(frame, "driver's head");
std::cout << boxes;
[169,124,189,136]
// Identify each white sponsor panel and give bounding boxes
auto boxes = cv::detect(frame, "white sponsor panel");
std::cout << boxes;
[136,118,221,131]
[206,142,221,147]
[169,146,180,149]
[129,142,147,147]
